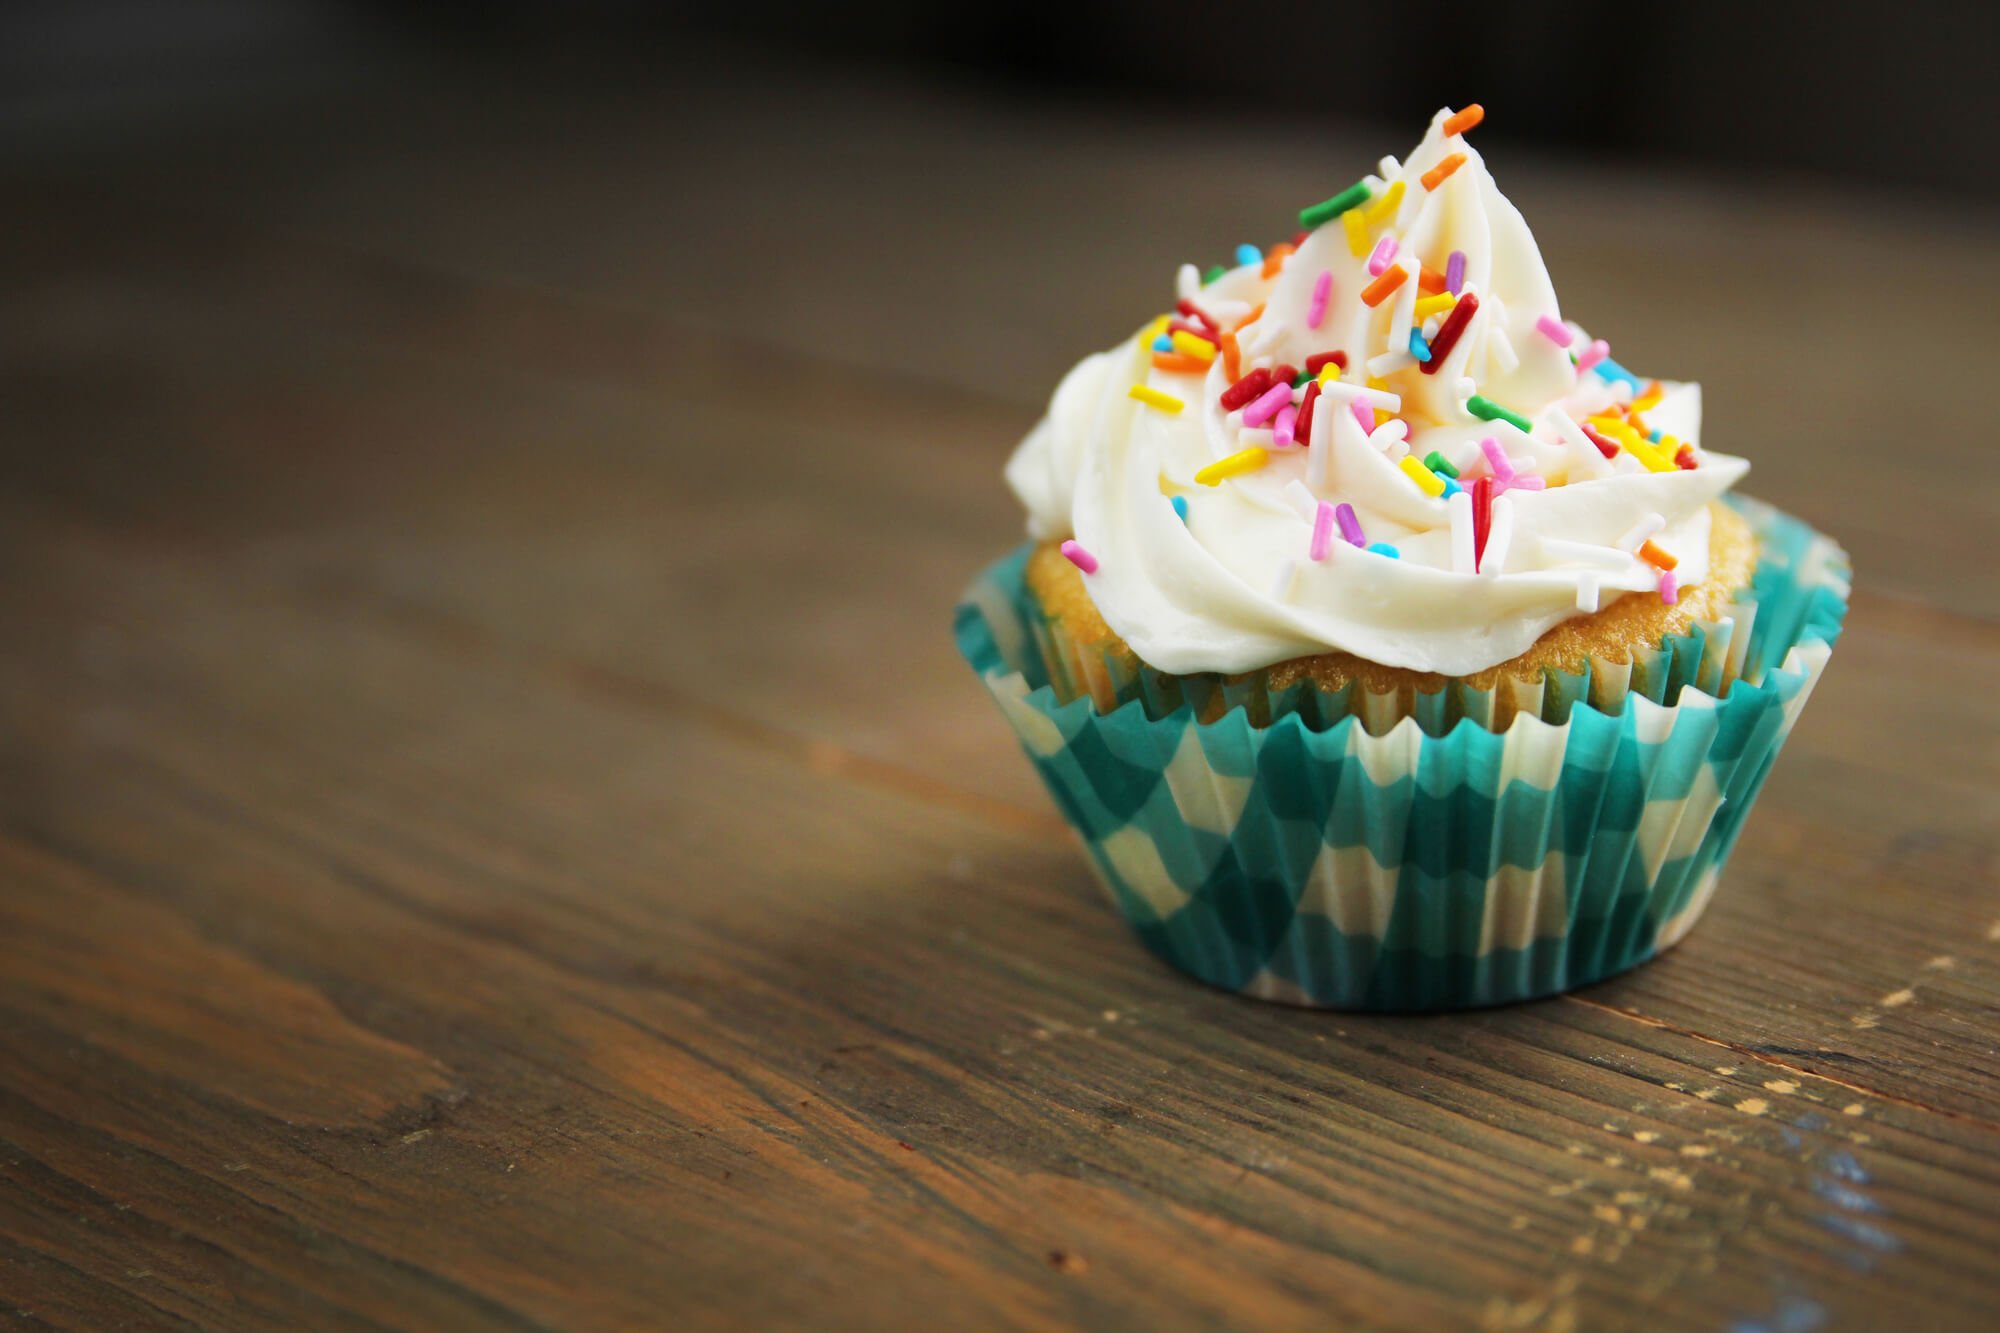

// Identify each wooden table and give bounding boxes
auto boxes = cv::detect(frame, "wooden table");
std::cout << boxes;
[3,47,1997,1331]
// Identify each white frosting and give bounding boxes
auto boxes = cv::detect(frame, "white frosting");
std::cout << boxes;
[1006,109,1749,677]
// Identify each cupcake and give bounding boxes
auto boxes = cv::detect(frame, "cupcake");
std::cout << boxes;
[957,106,1849,1011]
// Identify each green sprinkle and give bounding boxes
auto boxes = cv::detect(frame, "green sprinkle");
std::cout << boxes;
[1424,450,1459,479]
[1299,180,1372,230]
[1467,395,1532,432]
[1202,264,1227,285]
[1293,370,1313,388]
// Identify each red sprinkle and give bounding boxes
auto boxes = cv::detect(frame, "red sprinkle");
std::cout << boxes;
[1304,350,1348,376]
[1271,363,1298,388]
[1219,368,1273,411]
[1167,319,1216,344]
[1175,299,1221,337]
[1290,230,1309,249]
[1674,444,1698,470]
[1471,476,1493,572]
[1294,381,1322,446]
[1419,292,1479,374]
[1581,423,1621,459]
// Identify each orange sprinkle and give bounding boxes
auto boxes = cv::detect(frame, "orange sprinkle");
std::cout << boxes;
[1421,153,1467,191]
[1150,353,1211,374]
[1360,267,1408,307]
[1638,539,1679,571]
[1627,411,1652,436]
[1261,243,1295,278]
[1443,104,1484,137]
[1219,329,1241,381]
[1235,302,1266,330]
[1418,266,1447,296]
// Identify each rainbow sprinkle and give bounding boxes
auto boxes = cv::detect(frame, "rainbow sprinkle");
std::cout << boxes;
[1195,447,1270,486]
[1310,502,1336,561]
[1307,270,1333,329]
[1398,455,1447,497]
[1534,314,1574,348]
[1299,180,1372,228]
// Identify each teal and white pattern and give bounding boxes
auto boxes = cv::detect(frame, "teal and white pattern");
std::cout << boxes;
[956,498,1849,1011]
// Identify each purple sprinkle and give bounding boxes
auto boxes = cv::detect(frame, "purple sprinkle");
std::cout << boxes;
[1334,502,1366,548]
[1445,250,1466,295]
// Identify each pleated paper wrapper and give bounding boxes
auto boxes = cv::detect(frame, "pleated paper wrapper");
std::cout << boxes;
[954,496,1849,1011]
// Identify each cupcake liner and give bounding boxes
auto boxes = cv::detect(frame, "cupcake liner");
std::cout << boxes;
[955,496,1849,1011]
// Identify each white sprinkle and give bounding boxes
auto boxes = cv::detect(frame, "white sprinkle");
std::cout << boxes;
[1237,426,1276,451]
[1283,480,1320,522]
[1542,407,1611,481]
[1369,419,1410,460]
[1306,391,1333,489]
[1271,558,1300,601]
[1315,380,1401,412]
[1576,572,1602,612]
[1538,538,1634,571]
[1176,263,1201,302]
[1206,298,1252,322]
[1447,490,1476,574]
[1377,155,1402,180]
[1617,513,1666,552]
[1483,495,1515,575]
[1489,326,1520,375]
[1390,258,1420,354]
[1367,350,1418,377]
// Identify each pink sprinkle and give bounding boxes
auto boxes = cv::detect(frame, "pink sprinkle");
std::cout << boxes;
[1273,404,1298,448]
[1445,250,1466,294]
[1335,501,1366,547]
[1478,436,1516,483]
[1306,269,1333,329]
[1576,339,1610,373]
[1366,237,1398,277]
[1497,473,1546,493]
[1242,382,1293,427]
[1658,569,1679,605]
[1060,540,1098,575]
[1349,398,1375,433]
[1535,315,1574,348]
[1309,502,1336,561]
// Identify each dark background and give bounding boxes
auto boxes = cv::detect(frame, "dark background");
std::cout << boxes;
[6,0,1999,203]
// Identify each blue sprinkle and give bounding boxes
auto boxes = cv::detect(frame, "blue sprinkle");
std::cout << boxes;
[1816,1212,1903,1254]
[1408,327,1432,363]
[1171,495,1189,523]
[1649,428,1664,443]
[1153,334,1174,352]
[1592,356,1642,390]
[1440,476,1462,498]
[1235,243,1262,267]
[1367,542,1400,559]
[1812,1178,1882,1214]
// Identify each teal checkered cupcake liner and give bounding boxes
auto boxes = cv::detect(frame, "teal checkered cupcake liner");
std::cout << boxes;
[955,496,1849,1010]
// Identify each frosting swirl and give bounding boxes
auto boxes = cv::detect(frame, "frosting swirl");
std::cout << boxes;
[1006,108,1749,677]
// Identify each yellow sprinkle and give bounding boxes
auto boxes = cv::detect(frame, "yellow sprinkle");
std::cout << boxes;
[1398,455,1445,496]
[1364,179,1405,224]
[1633,387,1665,411]
[1128,384,1185,414]
[1366,375,1391,393]
[1195,447,1269,486]
[1142,314,1171,341]
[1169,330,1217,362]
[1341,208,1370,258]
[1413,292,1457,321]
[1317,362,1345,386]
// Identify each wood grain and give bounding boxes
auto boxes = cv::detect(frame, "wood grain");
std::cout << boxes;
[3,47,1997,1332]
